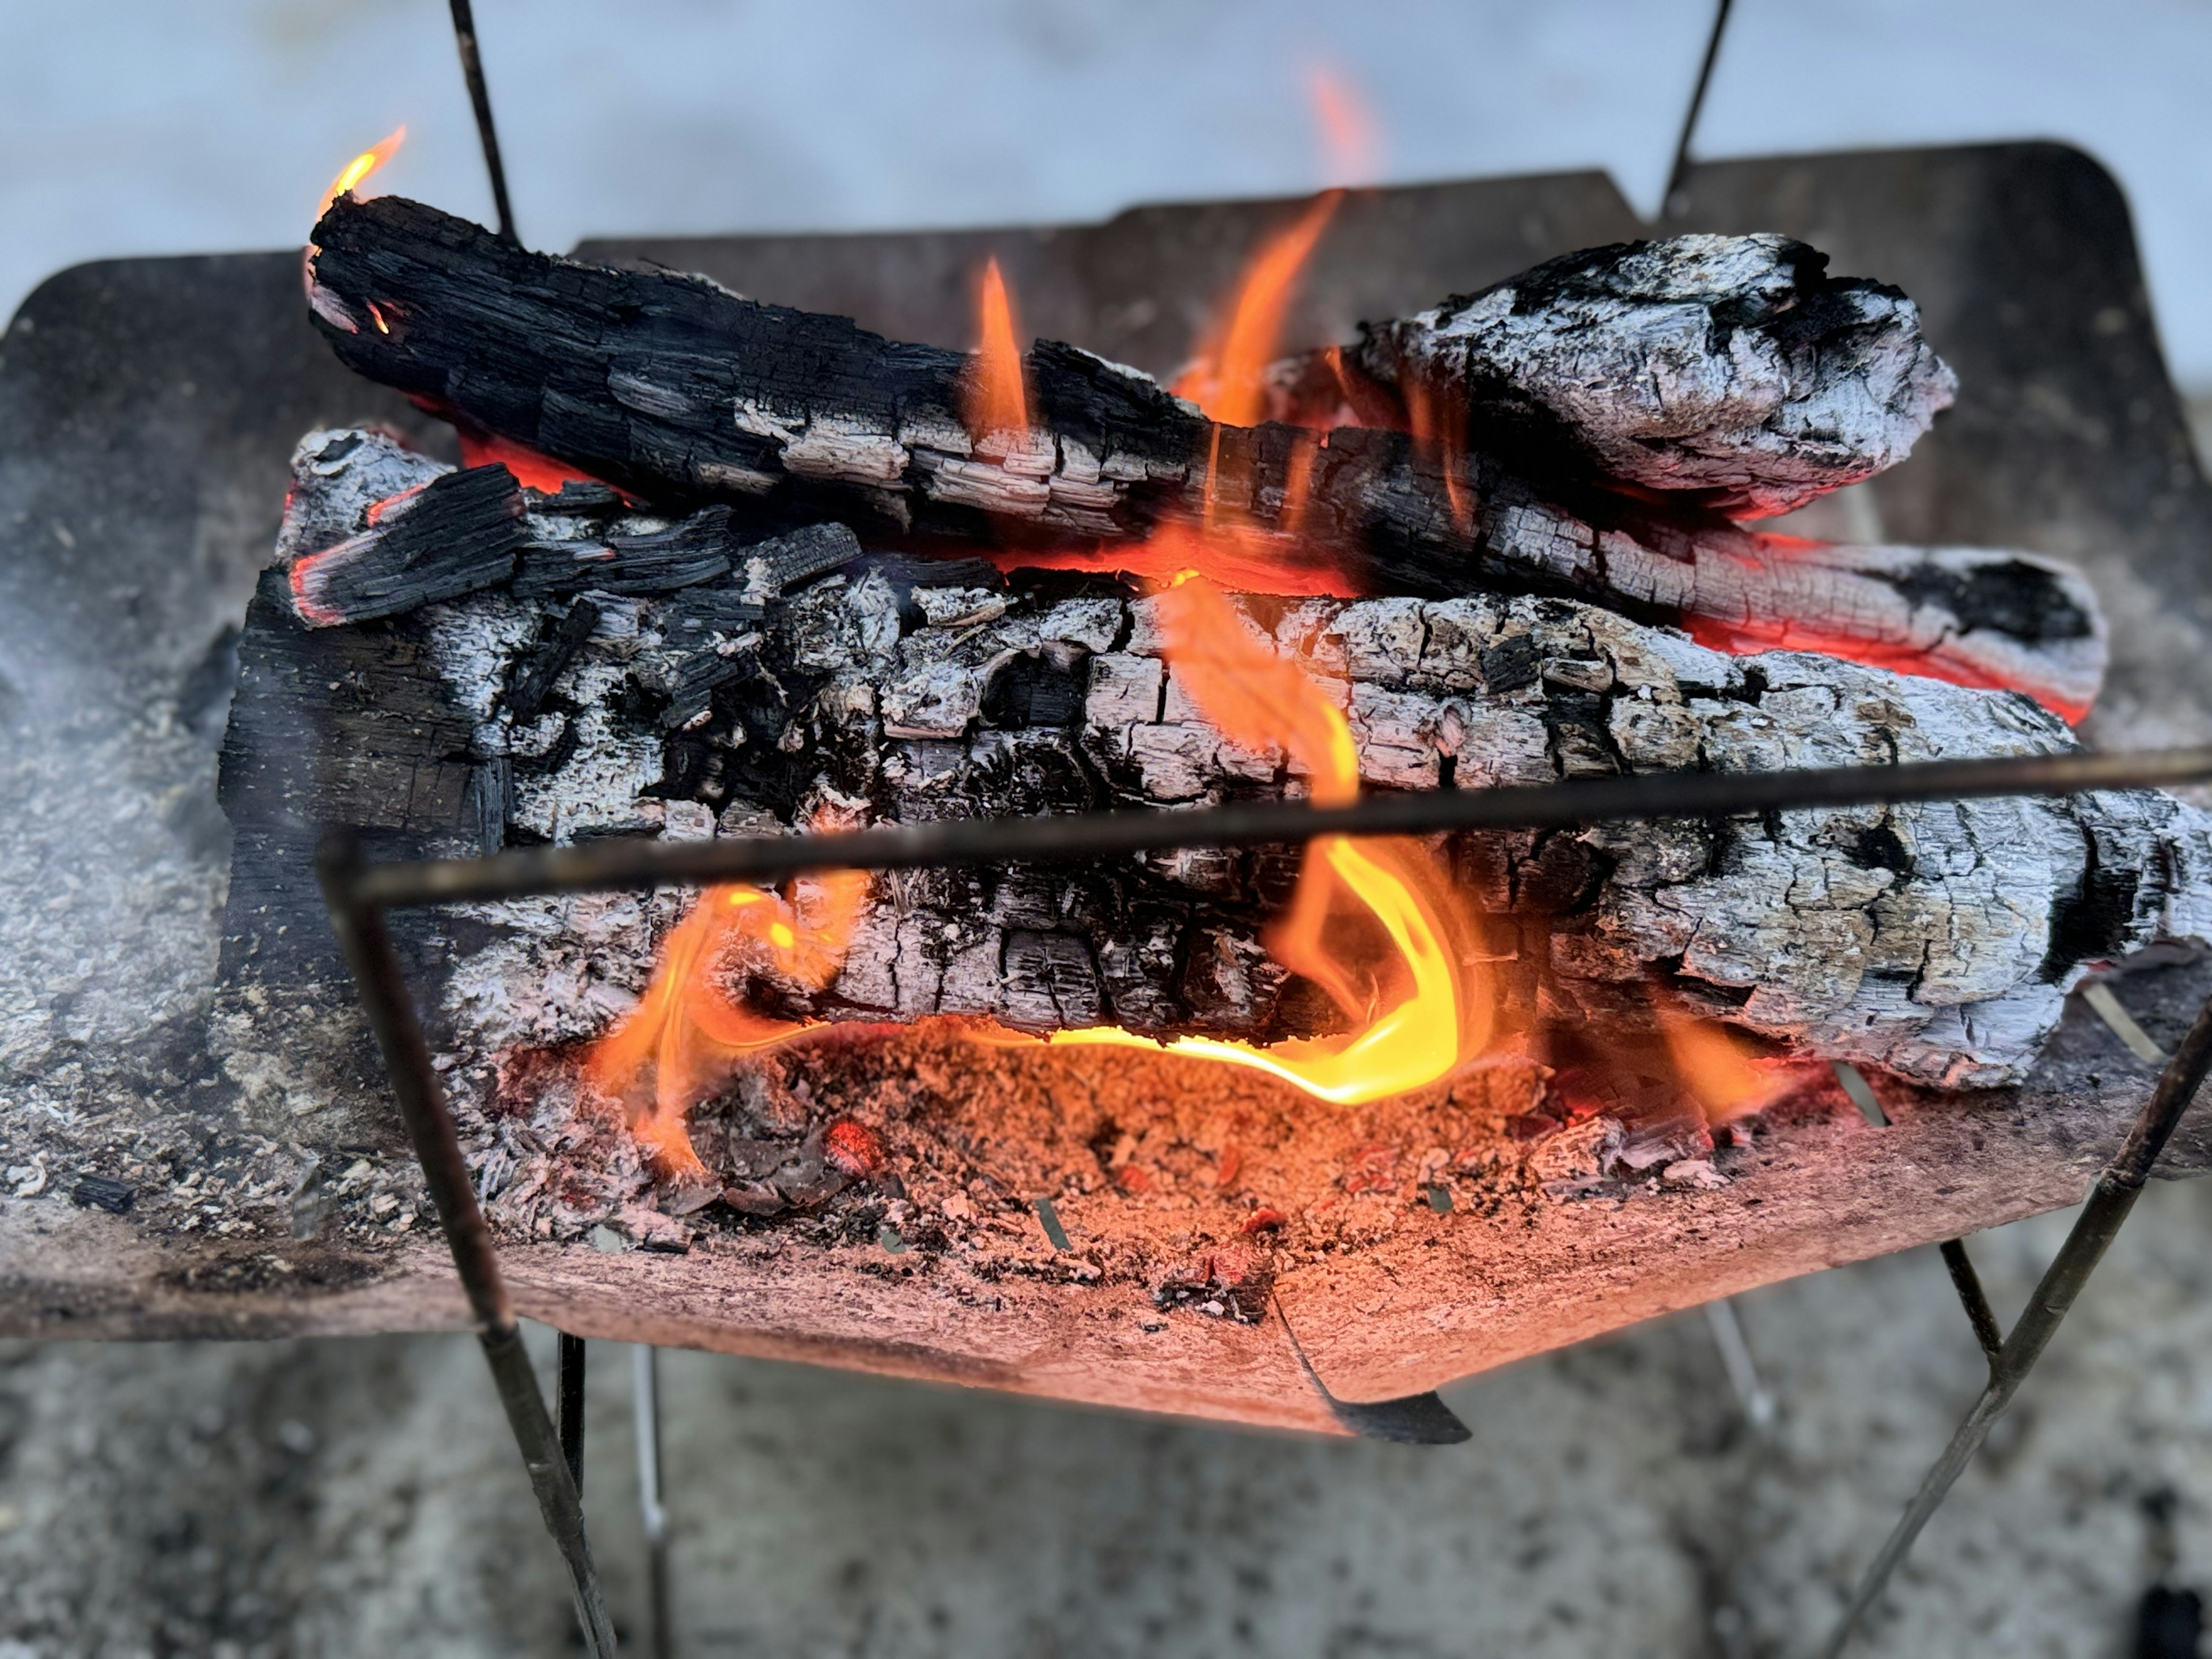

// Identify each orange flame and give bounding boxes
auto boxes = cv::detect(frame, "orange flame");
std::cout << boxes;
[1173,191,1341,431]
[1029,575,1488,1104]
[317,127,406,222]
[965,256,1031,448]
[581,871,869,1176]
[1307,65,1381,188]
[1657,1002,1787,1126]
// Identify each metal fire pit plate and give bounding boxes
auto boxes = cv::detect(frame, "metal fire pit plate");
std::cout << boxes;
[5,144,2211,1430]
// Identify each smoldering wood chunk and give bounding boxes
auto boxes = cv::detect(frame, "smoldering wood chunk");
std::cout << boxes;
[1323,234,1959,518]
[256,430,2179,1084]
[287,463,524,626]
[513,505,738,597]
[1001,930,1105,1031]
[504,597,601,721]
[736,522,865,597]
[303,199,2102,716]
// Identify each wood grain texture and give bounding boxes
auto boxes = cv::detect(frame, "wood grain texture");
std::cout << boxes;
[303,195,2105,717]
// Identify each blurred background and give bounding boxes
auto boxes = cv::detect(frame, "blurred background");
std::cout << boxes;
[7,2,2212,1654]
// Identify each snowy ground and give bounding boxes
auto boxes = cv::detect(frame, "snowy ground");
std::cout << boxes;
[5,1177,2212,1656]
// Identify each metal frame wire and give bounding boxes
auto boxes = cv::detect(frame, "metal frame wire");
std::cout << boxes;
[316,746,2212,1656]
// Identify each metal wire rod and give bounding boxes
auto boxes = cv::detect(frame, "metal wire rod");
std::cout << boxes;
[1818,987,2212,1658]
[446,0,519,245]
[1665,0,1734,211]
[316,832,616,1656]
[340,744,2212,911]
[1937,1240,2004,1368]
[558,1332,588,1494]
[634,1344,673,1659]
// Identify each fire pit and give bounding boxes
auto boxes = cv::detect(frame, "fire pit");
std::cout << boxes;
[7,137,2212,1653]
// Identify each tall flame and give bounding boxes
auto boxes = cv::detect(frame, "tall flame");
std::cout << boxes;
[1307,65,1381,188]
[316,127,407,222]
[582,870,869,1176]
[1029,574,1488,1104]
[1173,191,1342,430]
[966,256,1031,446]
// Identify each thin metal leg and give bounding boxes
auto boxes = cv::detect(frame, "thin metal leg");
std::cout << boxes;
[1938,1239,2005,1368]
[1704,1299,1777,1429]
[445,0,520,245]
[1664,0,1734,213]
[317,832,616,1657]
[1818,988,2212,1658]
[559,1332,588,1494]
[634,1344,673,1659]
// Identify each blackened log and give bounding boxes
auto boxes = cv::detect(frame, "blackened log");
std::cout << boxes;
[1270,234,1958,518]
[285,459,524,626]
[303,196,2103,717]
[388,558,2211,1092]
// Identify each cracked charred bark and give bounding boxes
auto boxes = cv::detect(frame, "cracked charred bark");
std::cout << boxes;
[300,197,2104,719]
[252,434,2212,1094]
[1270,233,1960,518]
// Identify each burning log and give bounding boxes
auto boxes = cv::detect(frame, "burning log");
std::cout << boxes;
[301,195,2104,718]
[266,434,2212,1109]
[1267,234,1959,518]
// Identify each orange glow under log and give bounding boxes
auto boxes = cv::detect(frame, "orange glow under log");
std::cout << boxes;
[1684,610,2092,726]
[456,429,611,496]
[1656,999,1791,1127]
[965,256,1031,448]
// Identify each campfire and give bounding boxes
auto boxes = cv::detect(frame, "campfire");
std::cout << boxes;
[193,141,2212,1438]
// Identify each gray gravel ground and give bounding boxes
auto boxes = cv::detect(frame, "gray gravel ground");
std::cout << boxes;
[4,1175,2210,1657]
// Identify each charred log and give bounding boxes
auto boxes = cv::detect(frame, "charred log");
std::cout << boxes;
[232,435,2195,1092]
[1270,234,1958,518]
[302,196,2100,716]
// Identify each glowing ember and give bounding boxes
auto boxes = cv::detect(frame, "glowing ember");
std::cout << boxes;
[581,871,868,1176]
[456,429,609,495]
[965,256,1031,446]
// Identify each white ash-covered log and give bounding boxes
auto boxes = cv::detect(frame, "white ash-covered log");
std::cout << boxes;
[262,430,2212,1095]
[300,196,2105,718]
[1267,234,1959,518]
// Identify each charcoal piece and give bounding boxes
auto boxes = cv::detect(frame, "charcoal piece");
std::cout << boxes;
[303,195,2105,719]
[1478,634,1541,694]
[660,646,757,730]
[467,757,510,855]
[513,506,738,598]
[505,597,602,721]
[1002,931,1105,1031]
[539,478,625,513]
[286,463,524,626]
[665,585,767,641]
[71,1175,135,1214]
[736,522,863,597]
